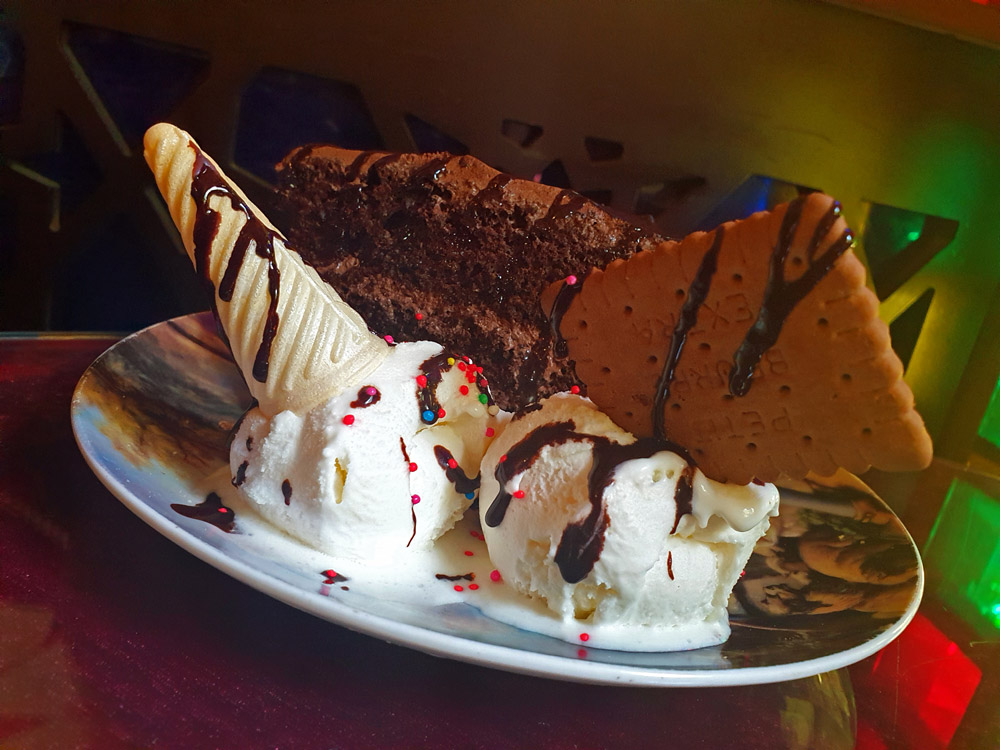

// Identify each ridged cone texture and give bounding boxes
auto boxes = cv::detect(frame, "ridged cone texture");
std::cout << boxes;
[143,123,387,416]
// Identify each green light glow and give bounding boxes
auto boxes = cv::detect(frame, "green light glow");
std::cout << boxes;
[924,480,1000,636]
[978,374,1000,449]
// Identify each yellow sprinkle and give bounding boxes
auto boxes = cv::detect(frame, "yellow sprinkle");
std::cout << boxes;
[447,357,455,366]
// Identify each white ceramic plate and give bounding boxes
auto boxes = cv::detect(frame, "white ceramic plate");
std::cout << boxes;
[71,312,923,687]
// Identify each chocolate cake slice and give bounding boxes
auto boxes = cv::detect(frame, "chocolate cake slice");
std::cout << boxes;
[275,147,664,410]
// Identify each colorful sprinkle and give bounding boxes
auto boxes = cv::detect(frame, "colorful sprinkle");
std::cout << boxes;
[464,491,475,500]
[438,408,446,419]
[411,494,421,504]
[448,458,458,469]
[457,361,467,371]
[499,454,507,463]
[384,335,394,344]
[454,584,464,592]
[408,462,418,472]
[459,385,469,395]
[566,274,578,285]
[415,312,424,320]
[416,374,428,387]
[447,357,455,366]
[323,569,338,578]
[422,410,436,422]
[579,632,590,642]
[490,569,502,582]
[478,393,488,404]
[577,648,588,658]
[464,550,473,556]
[513,490,525,499]
[485,427,495,437]
[570,385,580,394]
[469,583,480,591]
[342,414,355,426]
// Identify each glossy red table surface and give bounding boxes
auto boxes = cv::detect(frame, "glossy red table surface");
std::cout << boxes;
[1,335,997,749]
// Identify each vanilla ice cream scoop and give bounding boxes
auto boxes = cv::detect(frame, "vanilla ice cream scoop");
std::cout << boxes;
[231,341,500,560]
[479,393,779,651]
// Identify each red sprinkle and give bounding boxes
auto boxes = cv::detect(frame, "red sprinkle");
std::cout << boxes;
[342,414,355,425]
[566,274,578,285]
[411,494,421,504]
[513,490,525,499]
[577,648,588,658]
[485,427,495,437]
[408,462,418,472]
[438,408,446,418]
[415,312,424,320]
[416,374,428,387]
[217,507,227,514]
[570,385,580,394]
[384,335,394,344]
[323,569,338,578]
[469,583,479,590]
[457,361,467,371]
[500,454,507,463]
[480,377,488,385]
[459,385,469,395]
[579,633,590,642]
[489,569,502,582]
[454,585,464,592]
[464,550,473,556]
[447,458,457,469]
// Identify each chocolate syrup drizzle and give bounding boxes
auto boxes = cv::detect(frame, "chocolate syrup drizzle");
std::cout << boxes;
[189,145,282,383]
[416,352,493,424]
[728,199,853,396]
[435,572,475,582]
[670,465,695,534]
[281,479,293,506]
[433,445,480,496]
[233,460,248,487]
[548,273,587,359]
[667,551,674,580]
[171,492,235,533]
[485,420,695,583]
[537,189,590,228]
[652,227,725,440]
[472,174,514,208]
[350,385,381,409]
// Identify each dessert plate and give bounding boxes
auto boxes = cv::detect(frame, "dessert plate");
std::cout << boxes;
[71,312,924,687]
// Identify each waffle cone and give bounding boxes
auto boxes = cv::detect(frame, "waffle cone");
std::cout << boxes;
[543,192,932,484]
[143,123,387,416]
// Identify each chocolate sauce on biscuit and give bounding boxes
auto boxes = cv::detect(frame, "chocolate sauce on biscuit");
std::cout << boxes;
[729,199,853,396]
[652,227,725,440]
[548,273,586,359]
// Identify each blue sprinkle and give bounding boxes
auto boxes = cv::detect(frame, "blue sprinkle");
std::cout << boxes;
[465,492,476,500]
[422,410,436,423]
